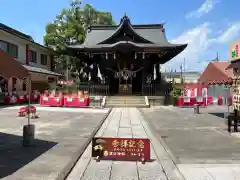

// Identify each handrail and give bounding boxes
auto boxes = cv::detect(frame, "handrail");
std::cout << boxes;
[145,96,149,106]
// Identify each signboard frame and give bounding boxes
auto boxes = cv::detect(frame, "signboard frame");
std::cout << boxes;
[229,40,240,62]
[92,137,150,163]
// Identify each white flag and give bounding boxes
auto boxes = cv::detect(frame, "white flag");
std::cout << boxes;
[97,66,103,80]
[88,72,91,80]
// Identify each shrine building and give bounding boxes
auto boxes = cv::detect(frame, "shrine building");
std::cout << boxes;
[66,15,187,96]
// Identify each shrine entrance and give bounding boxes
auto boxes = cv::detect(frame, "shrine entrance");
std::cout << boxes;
[118,68,133,95]
[116,66,143,95]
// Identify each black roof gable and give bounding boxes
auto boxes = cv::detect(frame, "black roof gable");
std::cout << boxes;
[67,14,187,55]
[97,15,154,44]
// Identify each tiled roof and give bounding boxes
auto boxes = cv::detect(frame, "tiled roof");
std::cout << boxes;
[23,65,63,76]
[0,23,56,53]
[0,50,29,79]
[199,61,233,85]
[0,23,33,41]
[211,61,233,78]
[68,15,187,49]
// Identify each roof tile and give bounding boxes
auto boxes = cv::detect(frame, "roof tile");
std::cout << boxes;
[199,61,233,84]
[23,65,62,76]
[0,50,29,79]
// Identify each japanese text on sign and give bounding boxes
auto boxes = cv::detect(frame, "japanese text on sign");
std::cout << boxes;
[92,137,150,161]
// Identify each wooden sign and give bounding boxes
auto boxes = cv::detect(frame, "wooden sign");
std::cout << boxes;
[92,137,150,162]
[119,84,132,94]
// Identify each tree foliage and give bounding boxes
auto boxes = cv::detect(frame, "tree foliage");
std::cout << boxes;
[44,0,115,81]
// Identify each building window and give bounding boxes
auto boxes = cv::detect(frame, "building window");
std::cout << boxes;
[0,40,18,58]
[41,54,47,65]
[29,50,37,63]
[0,41,7,52]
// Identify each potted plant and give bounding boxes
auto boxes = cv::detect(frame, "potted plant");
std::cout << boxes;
[171,85,183,106]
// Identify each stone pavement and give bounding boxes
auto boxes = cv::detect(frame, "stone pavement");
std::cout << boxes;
[66,108,184,180]
[141,106,240,180]
[0,107,110,180]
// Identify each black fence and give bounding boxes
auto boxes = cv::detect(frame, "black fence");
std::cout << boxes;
[77,84,109,108]
[77,83,169,96]
[78,84,110,96]
[142,84,156,96]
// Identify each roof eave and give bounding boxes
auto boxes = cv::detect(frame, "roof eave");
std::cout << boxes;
[0,24,57,55]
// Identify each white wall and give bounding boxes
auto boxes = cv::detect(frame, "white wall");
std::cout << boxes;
[0,29,52,70]
[28,44,51,70]
[0,30,26,64]
[165,76,199,84]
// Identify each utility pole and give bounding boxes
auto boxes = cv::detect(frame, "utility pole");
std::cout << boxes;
[169,68,172,83]
[180,63,183,84]
[183,58,186,83]
[184,58,186,73]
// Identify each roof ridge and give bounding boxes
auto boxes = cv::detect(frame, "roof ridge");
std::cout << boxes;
[91,24,164,29]
[97,15,154,44]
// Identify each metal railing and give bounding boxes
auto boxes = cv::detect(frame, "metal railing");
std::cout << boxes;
[78,84,110,96]
[78,84,110,108]
[142,84,156,96]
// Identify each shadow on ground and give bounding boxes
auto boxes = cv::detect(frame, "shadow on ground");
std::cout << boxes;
[0,132,57,178]
[209,112,226,119]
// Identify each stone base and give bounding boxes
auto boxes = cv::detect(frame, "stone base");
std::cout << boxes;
[148,96,165,106]
[22,124,35,147]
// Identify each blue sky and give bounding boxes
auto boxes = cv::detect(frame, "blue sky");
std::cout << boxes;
[1,0,240,71]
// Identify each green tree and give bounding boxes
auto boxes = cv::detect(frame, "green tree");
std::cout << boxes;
[44,0,115,81]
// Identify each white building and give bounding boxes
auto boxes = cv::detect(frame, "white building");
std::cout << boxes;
[162,71,200,84]
[0,23,62,92]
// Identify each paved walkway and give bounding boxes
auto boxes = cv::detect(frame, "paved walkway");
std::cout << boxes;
[142,106,240,180]
[178,164,240,180]
[66,108,184,180]
[0,108,109,180]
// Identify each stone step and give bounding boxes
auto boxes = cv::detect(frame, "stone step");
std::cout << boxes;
[107,103,146,106]
[107,99,145,101]
[106,101,147,105]
[105,96,147,108]
[107,96,145,100]
[105,104,149,108]
[107,97,145,99]
[107,100,146,103]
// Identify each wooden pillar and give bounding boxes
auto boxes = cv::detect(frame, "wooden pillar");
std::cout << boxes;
[155,64,160,81]
[50,54,54,71]
[26,44,29,65]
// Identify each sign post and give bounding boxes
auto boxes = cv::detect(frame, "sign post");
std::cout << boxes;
[22,76,35,147]
[92,137,150,163]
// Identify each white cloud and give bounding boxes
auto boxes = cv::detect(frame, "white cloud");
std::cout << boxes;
[186,0,219,18]
[163,22,211,72]
[217,22,240,43]
[201,22,240,45]
[162,21,240,72]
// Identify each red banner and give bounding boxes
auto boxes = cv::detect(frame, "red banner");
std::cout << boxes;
[92,137,150,162]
